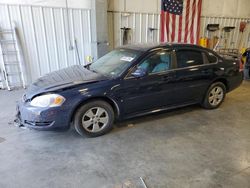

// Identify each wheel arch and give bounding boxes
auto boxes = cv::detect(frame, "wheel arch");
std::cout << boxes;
[212,78,229,92]
[70,96,121,123]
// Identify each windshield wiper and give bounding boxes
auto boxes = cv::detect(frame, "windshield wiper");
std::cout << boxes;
[84,64,98,73]
[89,68,99,74]
[84,64,91,70]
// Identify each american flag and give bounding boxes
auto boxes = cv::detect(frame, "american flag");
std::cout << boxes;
[160,0,202,44]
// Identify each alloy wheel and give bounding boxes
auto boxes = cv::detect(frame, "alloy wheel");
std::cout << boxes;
[208,86,224,106]
[81,107,109,133]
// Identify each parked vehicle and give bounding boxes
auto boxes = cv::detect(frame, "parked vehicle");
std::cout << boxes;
[16,43,243,137]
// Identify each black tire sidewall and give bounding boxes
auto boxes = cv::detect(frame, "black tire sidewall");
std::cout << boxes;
[203,82,226,109]
[74,100,114,137]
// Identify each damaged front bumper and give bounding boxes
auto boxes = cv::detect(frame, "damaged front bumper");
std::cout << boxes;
[15,100,70,131]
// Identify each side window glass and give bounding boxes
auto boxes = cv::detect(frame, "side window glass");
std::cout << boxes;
[176,50,203,68]
[138,51,171,74]
[206,52,218,63]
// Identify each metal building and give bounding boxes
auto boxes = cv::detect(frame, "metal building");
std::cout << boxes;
[0,0,109,88]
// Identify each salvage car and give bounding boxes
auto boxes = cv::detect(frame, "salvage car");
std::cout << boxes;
[16,43,243,137]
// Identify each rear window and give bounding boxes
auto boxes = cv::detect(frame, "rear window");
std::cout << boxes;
[206,52,218,63]
[176,50,203,68]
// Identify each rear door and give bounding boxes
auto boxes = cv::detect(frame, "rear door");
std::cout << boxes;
[173,48,215,104]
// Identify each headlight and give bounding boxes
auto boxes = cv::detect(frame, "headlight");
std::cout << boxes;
[30,94,65,107]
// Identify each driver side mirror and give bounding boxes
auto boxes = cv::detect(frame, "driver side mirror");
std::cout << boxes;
[131,67,147,78]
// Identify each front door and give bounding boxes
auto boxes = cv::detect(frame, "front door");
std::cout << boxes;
[120,49,177,115]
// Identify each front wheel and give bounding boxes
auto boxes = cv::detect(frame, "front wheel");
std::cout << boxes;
[74,100,114,137]
[202,82,226,109]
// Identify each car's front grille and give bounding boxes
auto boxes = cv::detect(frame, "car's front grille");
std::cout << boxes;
[24,120,53,127]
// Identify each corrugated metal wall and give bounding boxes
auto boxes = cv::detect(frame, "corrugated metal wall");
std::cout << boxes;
[200,16,250,49]
[108,11,250,49]
[108,11,161,49]
[0,4,93,84]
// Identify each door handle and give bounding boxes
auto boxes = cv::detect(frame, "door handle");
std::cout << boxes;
[162,74,174,81]
[201,70,210,74]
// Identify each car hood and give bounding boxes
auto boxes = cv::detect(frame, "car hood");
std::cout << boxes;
[25,65,107,99]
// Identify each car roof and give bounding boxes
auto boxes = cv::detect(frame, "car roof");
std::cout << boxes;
[121,42,206,52]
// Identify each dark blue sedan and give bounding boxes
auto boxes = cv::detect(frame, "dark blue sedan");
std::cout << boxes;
[16,43,243,137]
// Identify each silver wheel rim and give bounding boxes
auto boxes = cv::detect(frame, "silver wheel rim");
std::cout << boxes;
[81,107,109,133]
[208,86,224,106]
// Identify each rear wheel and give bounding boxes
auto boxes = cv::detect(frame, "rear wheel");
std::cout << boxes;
[74,100,114,137]
[202,82,226,109]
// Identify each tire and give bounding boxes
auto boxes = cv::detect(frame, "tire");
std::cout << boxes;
[73,100,114,137]
[202,82,226,109]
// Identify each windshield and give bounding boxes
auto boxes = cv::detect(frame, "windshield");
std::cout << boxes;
[89,49,141,77]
